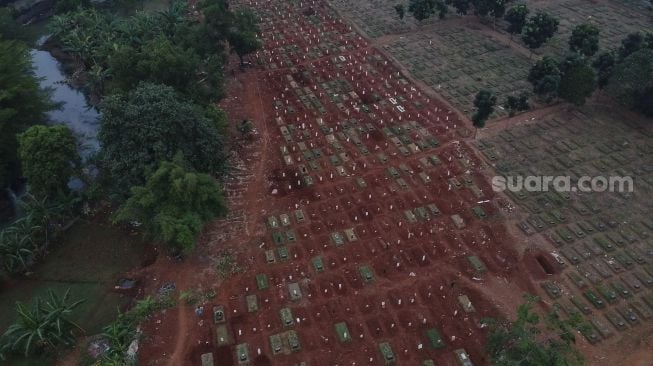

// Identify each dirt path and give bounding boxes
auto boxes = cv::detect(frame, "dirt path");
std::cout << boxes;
[163,63,270,366]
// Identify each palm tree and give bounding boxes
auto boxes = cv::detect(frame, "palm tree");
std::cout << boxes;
[0,289,85,357]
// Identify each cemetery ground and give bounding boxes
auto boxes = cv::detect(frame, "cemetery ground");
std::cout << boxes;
[331,0,651,119]
[475,103,653,365]
[132,1,653,366]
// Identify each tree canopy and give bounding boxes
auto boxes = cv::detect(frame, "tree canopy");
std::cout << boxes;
[528,56,561,101]
[522,12,559,51]
[592,51,616,89]
[0,40,53,190]
[17,125,79,201]
[407,0,444,21]
[98,83,227,196]
[472,89,496,128]
[617,31,653,60]
[558,60,596,106]
[504,4,529,37]
[607,48,653,117]
[504,93,530,116]
[48,2,241,103]
[528,54,597,105]
[568,24,600,57]
[114,155,227,251]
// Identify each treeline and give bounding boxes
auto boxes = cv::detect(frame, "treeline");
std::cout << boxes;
[0,0,261,279]
[528,29,653,116]
[43,0,260,252]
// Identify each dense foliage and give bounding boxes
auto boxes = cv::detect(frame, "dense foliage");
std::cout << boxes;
[568,23,600,57]
[504,93,530,116]
[98,82,227,195]
[472,89,496,128]
[504,4,529,38]
[522,11,559,51]
[607,48,653,117]
[18,125,79,200]
[528,54,596,105]
[48,3,232,103]
[114,155,227,251]
[0,40,52,191]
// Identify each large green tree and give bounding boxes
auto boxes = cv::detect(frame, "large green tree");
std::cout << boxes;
[472,89,496,133]
[228,9,262,65]
[408,0,447,21]
[617,31,653,60]
[607,48,653,117]
[17,125,79,200]
[528,56,561,101]
[0,40,52,190]
[114,156,228,251]
[559,61,596,106]
[568,24,600,57]
[522,12,559,53]
[504,4,529,39]
[98,83,227,196]
[592,51,616,89]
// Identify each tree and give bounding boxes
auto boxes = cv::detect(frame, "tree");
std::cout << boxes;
[0,40,52,190]
[114,155,228,251]
[504,4,529,39]
[559,61,596,106]
[448,0,471,15]
[522,12,559,54]
[228,8,261,65]
[0,289,85,359]
[485,295,584,366]
[504,93,530,116]
[17,125,79,201]
[568,24,600,57]
[472,89,496,135]
[0,7,34,42]
[607,49,653,117]
[592,51,615,89]
[394,4,406,19]
[528,56,561,101]
[98,83,227,196]
[617,31,653,60]
[408,0,439,21]
[473,0,507,19]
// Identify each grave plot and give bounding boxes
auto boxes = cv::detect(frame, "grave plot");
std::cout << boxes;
[478,106,653,346]
[385,26,532,119]
[180,1,542,365]
[329,0,446,38]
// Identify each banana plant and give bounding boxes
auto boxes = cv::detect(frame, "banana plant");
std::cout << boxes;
[0,289,85,357]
